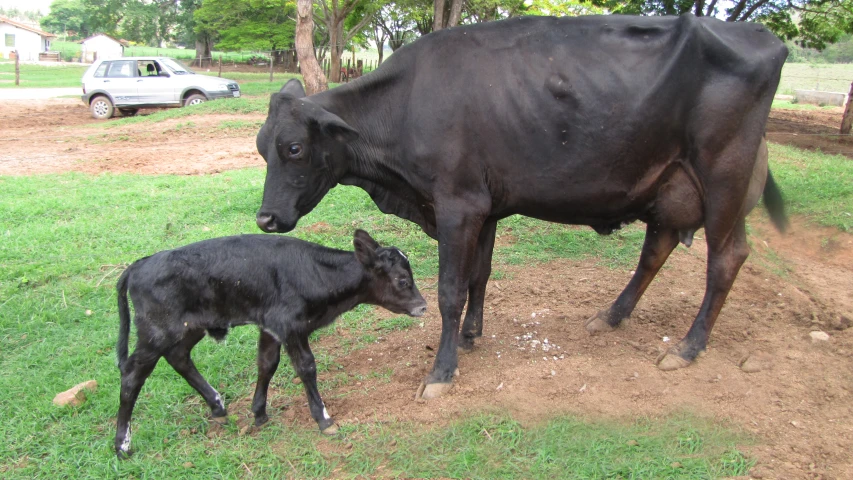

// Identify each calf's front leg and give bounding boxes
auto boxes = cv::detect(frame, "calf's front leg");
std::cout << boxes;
[283,332,337,434]
[251,330,281,426]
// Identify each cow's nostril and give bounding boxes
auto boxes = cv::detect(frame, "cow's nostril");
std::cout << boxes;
[411,305,427,317]
[256,214,276,232]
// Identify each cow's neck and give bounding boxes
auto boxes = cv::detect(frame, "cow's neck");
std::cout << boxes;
[313,72,438,238]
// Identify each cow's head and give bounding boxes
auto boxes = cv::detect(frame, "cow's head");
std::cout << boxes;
[353,230,427,318]
[256,79,359,233]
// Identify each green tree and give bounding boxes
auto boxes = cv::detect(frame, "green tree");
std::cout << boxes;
[40,0,92,38]
[590,0,853,50]
[194,0,296,62]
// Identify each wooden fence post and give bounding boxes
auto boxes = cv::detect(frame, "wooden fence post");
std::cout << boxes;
[218,54,222,77]
[15,50,20,85]
[269,52,274,82]
[840,81,853,134]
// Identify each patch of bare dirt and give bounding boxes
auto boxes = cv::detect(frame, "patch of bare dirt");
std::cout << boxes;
[3,99,852,478]
[0,99,265,176]
[768,107,853,158]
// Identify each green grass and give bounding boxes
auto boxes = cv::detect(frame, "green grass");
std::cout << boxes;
[771,99,841,111]
[768,143,853,231]
[0,62,87,88]
[0,167,756,478]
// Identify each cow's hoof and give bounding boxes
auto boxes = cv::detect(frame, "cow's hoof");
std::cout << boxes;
[254,414,269,427]
[656,352,692,371]
[585,310,615,334]
[458,339,475,355]
[415,381,454,400]
[211,415,229,425]
[321,423,339,435]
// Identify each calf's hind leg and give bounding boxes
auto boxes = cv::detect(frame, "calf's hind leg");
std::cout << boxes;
[115,346,161,458]
[586,225,680,333]
[163,329,228,421]
[251,330,282,426]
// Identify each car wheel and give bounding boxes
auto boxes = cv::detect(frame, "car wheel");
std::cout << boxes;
[90,96,115,120]
[184,93,207,107]
[118,108,139,117]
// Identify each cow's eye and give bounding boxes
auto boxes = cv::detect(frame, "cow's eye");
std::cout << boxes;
[288,143,303,157]
[397,279,410,289]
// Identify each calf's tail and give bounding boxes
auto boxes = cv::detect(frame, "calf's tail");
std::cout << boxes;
[763,168,788,233]
[116,266,132,371]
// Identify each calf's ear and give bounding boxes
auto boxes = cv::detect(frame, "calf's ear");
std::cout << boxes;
[353,230,380,268]
[281,79,306,98]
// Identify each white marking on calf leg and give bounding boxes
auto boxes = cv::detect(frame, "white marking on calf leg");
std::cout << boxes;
[322,404,331,420]
[213,389,224,411]
[120,425,132,453]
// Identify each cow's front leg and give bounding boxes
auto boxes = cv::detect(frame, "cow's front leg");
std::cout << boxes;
[418,207,487,399]
[586,225,679,333]
[283,332,337,434]
[459,219,497,353]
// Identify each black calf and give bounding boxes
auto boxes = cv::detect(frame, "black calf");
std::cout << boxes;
[114,230,426,458]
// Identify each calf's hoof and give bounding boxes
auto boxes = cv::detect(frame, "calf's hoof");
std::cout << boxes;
[254,414,269,427]
[211,415,229,425]
[321,423,339,435]
[115,448,132,460]
[656,352,692,371]
[584,310,616,334]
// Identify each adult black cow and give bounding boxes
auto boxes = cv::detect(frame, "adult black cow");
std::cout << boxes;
[255,14,789,399]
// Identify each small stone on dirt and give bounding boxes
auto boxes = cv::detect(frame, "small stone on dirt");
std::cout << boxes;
[292,377,302,385]
[809,331,830,344]
[670,462,683,469]
[183,462,194,468]
[52,380,98,407]
[830,315,852,331]
[626,440,639,446]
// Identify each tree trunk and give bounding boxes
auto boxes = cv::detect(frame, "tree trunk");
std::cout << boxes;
[840,82,853,134]
[433,0,445,31]
[194,35,211,67]
[329,21,343,83]
[447,0,463,28]
[296,0,328,95]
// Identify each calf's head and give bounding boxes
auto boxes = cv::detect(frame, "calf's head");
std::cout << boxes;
[256,79,359,233]
[353,230,427,317]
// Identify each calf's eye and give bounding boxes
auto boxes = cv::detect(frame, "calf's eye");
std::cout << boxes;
[397,279,410,289]
[288,143,303,157]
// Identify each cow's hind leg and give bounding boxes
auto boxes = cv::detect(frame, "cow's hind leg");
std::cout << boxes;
[586,225,680,333]
[115,346,160,459]
[251,330,281,426]
[163,329,228,421]
[659,218,749,370]
[459,219,497,353]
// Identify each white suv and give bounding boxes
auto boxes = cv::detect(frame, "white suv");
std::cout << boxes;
[81,57,241,119]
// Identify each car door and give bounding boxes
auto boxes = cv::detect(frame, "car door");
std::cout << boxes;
[99,60,139,105]
[135,60,178,105]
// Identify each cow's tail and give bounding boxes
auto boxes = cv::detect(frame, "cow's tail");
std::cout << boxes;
[763,168,788,233]
[116,265,133,371]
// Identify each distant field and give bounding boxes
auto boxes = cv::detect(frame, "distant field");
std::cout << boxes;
[778,63,853,95]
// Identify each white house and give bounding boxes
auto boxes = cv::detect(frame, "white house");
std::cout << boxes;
[0,16,56,61]
[80,34,127,63]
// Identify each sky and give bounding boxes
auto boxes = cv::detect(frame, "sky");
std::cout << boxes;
[1,0,54,15]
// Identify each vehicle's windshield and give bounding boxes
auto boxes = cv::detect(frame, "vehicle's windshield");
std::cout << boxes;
[160,58,195,75]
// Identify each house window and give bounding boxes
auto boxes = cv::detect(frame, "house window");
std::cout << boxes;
[4,34,14,47]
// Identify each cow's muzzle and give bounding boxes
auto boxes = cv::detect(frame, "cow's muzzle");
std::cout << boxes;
[410,304,427,317]
[256,212,296,233]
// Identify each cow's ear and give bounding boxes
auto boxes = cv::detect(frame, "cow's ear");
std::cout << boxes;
[280,79,306,98]
[353,229,380,268]
[316,109,359,144]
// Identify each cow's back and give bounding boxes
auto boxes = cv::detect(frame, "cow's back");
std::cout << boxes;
[365,14,786,222]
